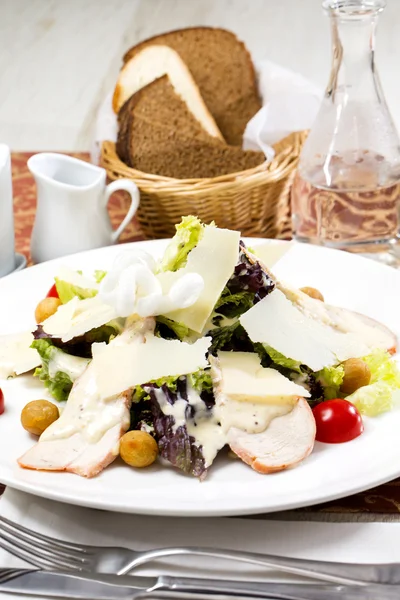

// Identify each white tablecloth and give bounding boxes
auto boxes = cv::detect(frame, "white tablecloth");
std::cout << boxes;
[1,487,400,598]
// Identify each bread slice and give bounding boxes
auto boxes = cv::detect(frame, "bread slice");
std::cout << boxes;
[125,114,265,179]
[116,75,216,164]
[116,76,219,164]
[122,27,262,145]
[116,97,134,164]
[113,45,223,140]
[122,75,214,142]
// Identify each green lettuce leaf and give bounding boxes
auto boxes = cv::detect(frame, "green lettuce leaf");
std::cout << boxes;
[155,316,190,341]
[188,370,213,394]
[364,349,400,386]
[347,381,394,417]
[54,269,107,304]
[31,339,90,402]
[133,376,178,403]
[81,323,122,344]
[263,345,303,374]
[347,350,400,416]
[55,278,97,304]
[316,365,345,400]
[133,369,212,404]
[132,385,148,403]
[209,321,240,353]
[94,270,107,283]
[152,376,178,391]
[214,288,254,319]
[158,216,204,272]
[37,371,74,404]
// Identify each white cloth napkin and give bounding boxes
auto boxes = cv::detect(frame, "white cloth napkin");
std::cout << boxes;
[92,61,322,165]
[2,488,400,599]
[242,60,322,158]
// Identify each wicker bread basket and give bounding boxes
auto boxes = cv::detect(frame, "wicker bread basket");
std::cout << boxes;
[101,131,307,240]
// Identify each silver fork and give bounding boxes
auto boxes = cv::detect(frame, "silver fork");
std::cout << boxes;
[0,514,398,586]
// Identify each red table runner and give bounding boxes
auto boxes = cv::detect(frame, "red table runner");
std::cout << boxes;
[7,152,400,515]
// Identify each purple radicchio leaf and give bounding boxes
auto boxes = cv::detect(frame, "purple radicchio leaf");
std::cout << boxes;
[144,379,207,479]
[32,324,53,340]
[32,323,116,359]
[226,241,275,303]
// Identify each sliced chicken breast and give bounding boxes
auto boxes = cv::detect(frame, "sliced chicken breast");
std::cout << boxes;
[210,354,316,474]
[281,283,397,355]
[18,318,154,478]
[18,392,131,478]
[344,311,396,355]
[228,398,316,474]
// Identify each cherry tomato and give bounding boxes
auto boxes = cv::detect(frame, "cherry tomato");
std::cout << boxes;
[0,388,4,415]
[46,284,59,299]
[312,399,363,443]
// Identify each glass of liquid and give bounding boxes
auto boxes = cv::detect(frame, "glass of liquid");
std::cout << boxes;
[291,0,400,265]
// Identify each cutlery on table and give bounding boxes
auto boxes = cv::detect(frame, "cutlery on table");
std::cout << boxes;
[0,568,399,600]
[0,515,398,587]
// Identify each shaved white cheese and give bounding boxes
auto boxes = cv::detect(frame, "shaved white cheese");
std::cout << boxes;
[240,289,370,371]
[93,334,211,399]
[48,352,89,381]
[41,297,79,337]
[42,296,118,342]
[216,351,309,401]
[56,266,98,291]
[252,242,293,269]
[157,226,240,333]
[0,332,40,379]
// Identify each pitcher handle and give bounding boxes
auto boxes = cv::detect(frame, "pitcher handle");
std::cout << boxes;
[104,179,140,243]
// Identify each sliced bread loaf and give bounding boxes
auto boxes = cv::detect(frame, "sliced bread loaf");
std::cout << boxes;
[122,27,262,145]
[116,75,220,164]
[125,115,265,179]
[113,44,223,140]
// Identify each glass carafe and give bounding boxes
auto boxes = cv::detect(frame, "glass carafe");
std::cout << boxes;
[291,0,400,263]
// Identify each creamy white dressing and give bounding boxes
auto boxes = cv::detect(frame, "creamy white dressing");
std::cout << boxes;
[154,385,225,467]
[40,323,151,444]
[48,352,89,381]
[40,365,129,444]
[216,396,293,434]
[140,422,154,434]
[155,383,294,468]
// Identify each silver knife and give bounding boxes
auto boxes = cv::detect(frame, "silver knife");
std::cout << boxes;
[0,568,399,600]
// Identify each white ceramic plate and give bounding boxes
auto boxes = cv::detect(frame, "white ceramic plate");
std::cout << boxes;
[0,239,400,517]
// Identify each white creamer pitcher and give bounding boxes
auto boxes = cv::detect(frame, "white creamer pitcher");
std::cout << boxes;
[28,153,140,263]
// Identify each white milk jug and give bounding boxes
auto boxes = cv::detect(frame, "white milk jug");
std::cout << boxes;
[28,153,139,263]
